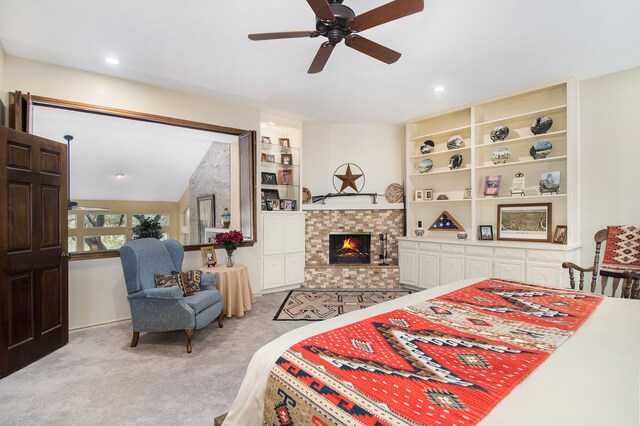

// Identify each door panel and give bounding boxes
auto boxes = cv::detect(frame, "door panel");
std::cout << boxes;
[1,126,68,378]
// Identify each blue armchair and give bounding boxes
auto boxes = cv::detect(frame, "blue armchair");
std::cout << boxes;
[119,238,224,353]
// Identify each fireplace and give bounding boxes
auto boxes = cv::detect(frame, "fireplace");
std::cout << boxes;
[329,232,371,265]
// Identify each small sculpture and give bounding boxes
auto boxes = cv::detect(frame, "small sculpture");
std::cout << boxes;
[446,135,464,150]
[436,194,448,200]
[415,221,425,237]
[418,158,433,173]
[420,140,435,154]
[531,116,553,135]
[491,147,511,164]
[490,125,509,142]
[457,233,468,240]
[449,154,463,170]
[530,140,553,159]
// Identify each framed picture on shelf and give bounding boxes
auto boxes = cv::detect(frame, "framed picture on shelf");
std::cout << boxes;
[479,225,493,240]
[262,189,280,201]
[277,169,293,185]
[270,199,281,211]
[200,246,217,267]
[483,175,502,197]
[539,171,561,195]
[424,188,433,200]
[497,203,552,242]
[281,154,293,165]
[261,153,275,163]
[415,190,424,201]
[463,188,472,199]
[261,172,277,185]
[280,199,296,211]
[278,138,290,147]
[553,225,567,244]
[261,136,271,144]
[261,199,270,211]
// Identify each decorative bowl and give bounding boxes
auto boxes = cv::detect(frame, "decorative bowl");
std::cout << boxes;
[418,158,434,173]
[447,135,464,150]
[490,125,509,142]
[531,116,553,135]
[530,140,553,159]
[420,140,435,154]
[491,147,511,164]
[457,233,468,240]
[437,194,449,200]
[449,154,463,170]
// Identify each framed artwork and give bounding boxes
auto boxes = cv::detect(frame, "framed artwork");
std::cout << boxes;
[497,203,552,242]
[200,246,217,267]
[281,154,293,165]
[261,199,270,211]
[553,225,568,244]
[280,199,296,211]
[277,169,293,185]
[278,138,290,147]
[197,194,215,244]
[510,172,526,196]
[479,225,493,240]
[270,199,281,211]
[415,190,424,201]
[261,153,275,163]
[261,136,271,144]
[261,172,277,185]
[463,188,472,199]
[428,211,464,231]
[424,188,433,200]
[539,171,561,194]
[483,175,502,197]
[262,189,280,200]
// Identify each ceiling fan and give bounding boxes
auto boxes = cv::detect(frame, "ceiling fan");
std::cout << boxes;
[248,0,424,73]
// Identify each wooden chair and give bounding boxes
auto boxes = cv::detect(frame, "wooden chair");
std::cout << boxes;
[562,227,640,299]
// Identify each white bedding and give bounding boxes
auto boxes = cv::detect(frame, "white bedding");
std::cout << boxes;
[224,279,640,425]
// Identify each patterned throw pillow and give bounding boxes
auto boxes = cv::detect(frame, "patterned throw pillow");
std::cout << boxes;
[171,270,202,296]
[154,273,188,295]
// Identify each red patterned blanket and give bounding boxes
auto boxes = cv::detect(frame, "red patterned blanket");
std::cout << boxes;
[263,279,602,425]
[600,225,640,278]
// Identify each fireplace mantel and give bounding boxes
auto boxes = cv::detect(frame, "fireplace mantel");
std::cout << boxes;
[302,202,403,211]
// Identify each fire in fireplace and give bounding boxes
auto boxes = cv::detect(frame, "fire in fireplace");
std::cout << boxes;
[329,232,371,264]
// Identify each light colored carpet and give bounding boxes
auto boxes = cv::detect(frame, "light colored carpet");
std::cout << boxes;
[0,291,305,425]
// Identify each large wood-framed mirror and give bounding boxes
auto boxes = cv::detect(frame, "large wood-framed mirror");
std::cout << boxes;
[9,92,256,259]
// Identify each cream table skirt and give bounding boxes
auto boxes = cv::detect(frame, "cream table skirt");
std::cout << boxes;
[199,264,255,317]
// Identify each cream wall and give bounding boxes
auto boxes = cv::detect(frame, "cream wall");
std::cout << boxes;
[579,66,640,269]
[3,55,263,329]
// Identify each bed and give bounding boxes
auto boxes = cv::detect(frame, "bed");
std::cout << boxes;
[223,278,640,425]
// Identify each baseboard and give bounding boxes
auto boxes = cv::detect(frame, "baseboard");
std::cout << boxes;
[261,284,301,295]
[69,317,131,332]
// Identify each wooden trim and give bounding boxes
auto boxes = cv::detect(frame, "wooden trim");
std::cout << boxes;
[69,241,255,261]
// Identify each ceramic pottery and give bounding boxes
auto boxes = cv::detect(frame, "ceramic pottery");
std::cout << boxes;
[449,154,463,170]
[420,140,435,154]
[490,125,509,142]
[436,194,449,200]
[491,147,511,164]
[457,233,468,240]
[530,140,553,159]
[531,116,553,135]
[415,221,425,237]
[447,135,464,150]
[418,158,434,173]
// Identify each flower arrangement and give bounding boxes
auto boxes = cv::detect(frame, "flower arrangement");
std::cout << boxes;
[214,230,244,257]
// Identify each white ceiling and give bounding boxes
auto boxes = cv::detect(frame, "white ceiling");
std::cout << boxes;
[1,0,640,124]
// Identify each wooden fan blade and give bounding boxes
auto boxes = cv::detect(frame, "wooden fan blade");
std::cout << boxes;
[348,0,424,32]
[345,35,401,64]
[248,31,319,41]
[307,0,336,22]
[308,42,335,74]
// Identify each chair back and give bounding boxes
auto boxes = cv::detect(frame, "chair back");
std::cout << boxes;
[119,238,184,294]
[592,227,640,298]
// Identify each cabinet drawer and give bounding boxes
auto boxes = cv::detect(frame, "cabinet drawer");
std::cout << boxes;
[494,248,526,259]
[466,246,493,257]
[418,242,439,252]
[441,244,465,254]
[399,240,419,250]
[527,250,565,262]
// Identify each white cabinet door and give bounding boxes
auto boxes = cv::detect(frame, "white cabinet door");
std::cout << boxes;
[284,214,305,253]
[441,254,465,285]
[399,250,418,286]
[263,255,285,290]
[494,259,526,281]
[263,216,285,255]
[466,257,492,279]
[285,252,305,285]
[527,262,563,288]
[418,251,439,288]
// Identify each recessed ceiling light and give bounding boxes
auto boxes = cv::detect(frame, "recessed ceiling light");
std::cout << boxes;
[433,86,445,92]
[105,57,120,65]
[114,173,125,178]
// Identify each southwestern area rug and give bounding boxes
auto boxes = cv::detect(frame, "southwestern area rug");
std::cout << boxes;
[273,289,412,321]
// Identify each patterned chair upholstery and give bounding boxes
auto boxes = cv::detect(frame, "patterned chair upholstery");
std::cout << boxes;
[119,238,224,352]
[562,226,640,299]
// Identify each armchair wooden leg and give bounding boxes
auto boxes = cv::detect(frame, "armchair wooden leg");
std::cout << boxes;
[217,312,225,328]
[185,329,193,353]
[131,331,140,348]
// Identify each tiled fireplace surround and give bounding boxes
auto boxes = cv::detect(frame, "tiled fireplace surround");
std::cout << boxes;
[303,209,404,288]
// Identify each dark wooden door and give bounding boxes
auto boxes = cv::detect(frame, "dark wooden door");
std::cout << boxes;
[0,126,68,378]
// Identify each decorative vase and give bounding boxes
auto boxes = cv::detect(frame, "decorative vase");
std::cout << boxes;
[449,154,463,170]
[529,140,553,159]
[415,221,425,237]
[491,147,511,164]
[418,158,433,173]
[226,250,235,267]
[447,135,464,150]
[221,208,231,228]
[420,140,435,154]
[531,116,553,135]
[490,125,509,142]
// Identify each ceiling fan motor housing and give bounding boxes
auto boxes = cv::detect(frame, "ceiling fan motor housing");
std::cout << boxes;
[316,3,355,44]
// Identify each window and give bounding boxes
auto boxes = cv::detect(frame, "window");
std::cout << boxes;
[68,215,76,229]
[132,214,169,226]
[84,214,127,228]
[83,235,126,251]
[68,236,77,252]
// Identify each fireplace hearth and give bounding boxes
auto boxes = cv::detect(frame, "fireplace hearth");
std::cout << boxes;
[329,232,371,265]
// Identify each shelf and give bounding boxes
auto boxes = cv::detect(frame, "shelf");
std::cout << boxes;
[475,155,567,170]
[475,105,567,127]
[409,167,471,177]
[409,125,472,141]
[409,146,471,160]
[261,183,300,189]
[409,199,471,204]
[475,130,567,149]
[260,143,299,152]
[261,162,299,168]
[475,194,567,201]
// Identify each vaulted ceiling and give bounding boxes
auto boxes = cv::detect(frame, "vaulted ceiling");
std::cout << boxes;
[1,0,639,124]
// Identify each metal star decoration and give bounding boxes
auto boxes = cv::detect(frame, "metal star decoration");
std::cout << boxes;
[334,163,364,193]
